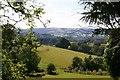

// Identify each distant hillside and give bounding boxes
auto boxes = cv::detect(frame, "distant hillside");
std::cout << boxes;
[22,28,107,45]
[37,45,97,68]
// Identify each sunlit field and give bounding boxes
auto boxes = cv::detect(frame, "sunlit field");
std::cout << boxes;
[37,45,97,68]
[23,45,110,79]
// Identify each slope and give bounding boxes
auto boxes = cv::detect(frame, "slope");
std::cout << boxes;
[37,45,97,68]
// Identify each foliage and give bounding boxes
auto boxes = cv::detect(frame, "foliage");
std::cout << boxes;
[22,32,41,73]
[1,0,47,79]
[56,38,71,49]
[69,55,105,72]
[80,1,120,79]
[0,0,48,27]
[91,44,99,54]
[2,23,41,79]
[47,63,56,74]
[69,42,78,51]
[72,57,82,70]
[2,24,26,79]
[78,43,91,53]
[2,55,26,80]
[80,2,120,30]
[68,41,105,56]
[83,55,95,71]
[104,29,120,79]
[17,30,41,73]
[93,57,106,71]
[83,56,106,71]
[92,44,105,56]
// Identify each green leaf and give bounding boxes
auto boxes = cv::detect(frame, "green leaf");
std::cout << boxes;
[23,17,27,20]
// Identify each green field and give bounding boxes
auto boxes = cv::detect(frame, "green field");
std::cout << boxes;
[37,45,97,68]
[26,45,110,79]
[26,73,110,79]
[42,68,110,78]
[43,73,110,78]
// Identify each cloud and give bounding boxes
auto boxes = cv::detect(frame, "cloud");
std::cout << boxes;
[15,0,93,29]
[39,0,86,28]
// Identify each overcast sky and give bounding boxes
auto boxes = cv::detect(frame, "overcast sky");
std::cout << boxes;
[39,0,88,28]
[15,0,96,29]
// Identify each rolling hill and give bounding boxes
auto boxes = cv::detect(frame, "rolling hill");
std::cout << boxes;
[25,46,110,79]
[22,28,107,45]
[37,45,97,68]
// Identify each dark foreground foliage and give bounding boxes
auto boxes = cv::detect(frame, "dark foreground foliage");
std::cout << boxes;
[2,24,41,80]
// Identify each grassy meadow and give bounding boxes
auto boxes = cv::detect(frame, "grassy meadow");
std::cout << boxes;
[37,45,97,68]
[25,45,111,79]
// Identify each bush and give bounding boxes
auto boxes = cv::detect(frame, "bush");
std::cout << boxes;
[92,70,97,75]
[102,71,108,75]
[97,69,103,75]
[47,63,56,75]
[72,57,82,70]
[85,70,92,75]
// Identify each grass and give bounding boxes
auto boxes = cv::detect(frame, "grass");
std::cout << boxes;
[26,68,110,79]
[26,45,110,79]
[43,73,110,78]
[26,70,110,79]
[37,45,97,68]
[42,68,110,78]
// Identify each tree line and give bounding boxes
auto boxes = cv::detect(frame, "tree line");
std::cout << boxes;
[56,37,105,56]
[67,56,106,73]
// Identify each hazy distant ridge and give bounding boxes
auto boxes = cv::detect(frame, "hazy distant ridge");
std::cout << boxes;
[22,28,107,43]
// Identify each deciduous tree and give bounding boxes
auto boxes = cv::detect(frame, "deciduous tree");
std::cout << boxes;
[1,0,47,79]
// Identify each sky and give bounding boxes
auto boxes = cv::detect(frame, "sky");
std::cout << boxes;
[1,0,97,29]
[40,0,82,28]
[38,0,91,28]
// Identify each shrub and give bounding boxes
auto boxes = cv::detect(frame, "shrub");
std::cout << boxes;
[98,69,103,75]
[72,57,82,69]
[85,70,92,75]
[47,63,56,74]
[102,71,108,75]
[92,70,97,75]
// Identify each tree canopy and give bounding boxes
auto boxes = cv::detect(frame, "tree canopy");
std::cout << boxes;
[80,2,120,29]
[56,38,71,49]
[0,0,49,27]
[1,0,46,79]
[104,29,120,80]
[80,1,120,80]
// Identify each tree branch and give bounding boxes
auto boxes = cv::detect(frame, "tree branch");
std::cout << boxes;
[0,15,22,25]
